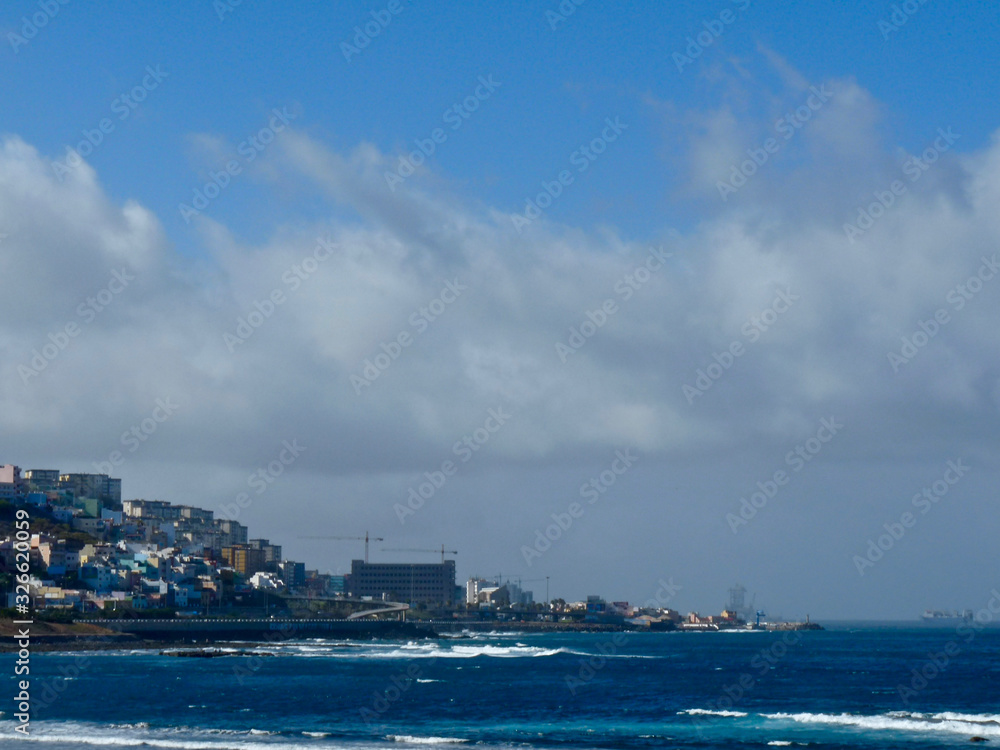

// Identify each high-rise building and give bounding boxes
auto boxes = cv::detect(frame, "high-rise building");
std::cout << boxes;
[123,499,181,520]
[214,519,248,547]
[466,577,489,605]
[179,506,214,523]
[221,544,266,577]
[0,465,24,500]
[278,560,306,587]
[24,469,59,492]
[58,473,121,504]
[249,539,282,569]
[347,559,456,604]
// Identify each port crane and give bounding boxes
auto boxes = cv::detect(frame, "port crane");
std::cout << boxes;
[727,583,756,622]
[381,545,457,563]
[298,531,384,563]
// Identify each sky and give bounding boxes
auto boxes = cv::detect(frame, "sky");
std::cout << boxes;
[2,0,999,619]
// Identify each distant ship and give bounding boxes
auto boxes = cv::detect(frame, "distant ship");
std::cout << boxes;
[921,609,972,623]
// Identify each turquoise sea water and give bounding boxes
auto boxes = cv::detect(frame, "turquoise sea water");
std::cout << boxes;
[1,622,998,749]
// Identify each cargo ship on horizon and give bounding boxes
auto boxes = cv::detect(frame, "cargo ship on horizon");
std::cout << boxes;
[920,609,973,623]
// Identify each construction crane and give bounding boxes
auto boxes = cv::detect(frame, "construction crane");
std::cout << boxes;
[489,574,545,586]
[381,544,457,563]
[298,531,384,563]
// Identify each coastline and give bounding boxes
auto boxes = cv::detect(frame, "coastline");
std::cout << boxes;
[0,617,823,653]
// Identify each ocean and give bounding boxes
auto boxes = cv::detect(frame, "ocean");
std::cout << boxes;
[2,622,999,749]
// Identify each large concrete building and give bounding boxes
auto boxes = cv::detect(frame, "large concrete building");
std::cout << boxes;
[0,465,24,501]
[23,469,58,492]
[347,559,456,604]
[466,577,489,605]
[221,544,266,577]
[124,500,249,554]
[249,538,282,567]
[123,499,181,520]
[58,473,122,504]
[278,560,306,587]
[216,519,248,547]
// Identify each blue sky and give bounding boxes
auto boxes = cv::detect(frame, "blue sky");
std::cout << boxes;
[6,0,998,245]
[3,0,1000,617]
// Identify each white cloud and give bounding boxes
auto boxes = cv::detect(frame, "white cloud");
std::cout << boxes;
[3,55,1000,612]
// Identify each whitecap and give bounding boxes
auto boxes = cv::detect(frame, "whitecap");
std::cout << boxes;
[679,708,748,717]
[764,711,1000,738]
[385,735,470,744]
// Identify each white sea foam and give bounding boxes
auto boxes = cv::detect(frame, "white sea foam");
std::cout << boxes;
[237,641,481,659]
[886,710,1000,724]
[0,721,330,749]
[385,735,470,744]
[369,643,571,658]
[227,637,647,661]
[931,712,1000,724]
[679,708,749,717]
[0,731,314,749]
[764,711,1000,737]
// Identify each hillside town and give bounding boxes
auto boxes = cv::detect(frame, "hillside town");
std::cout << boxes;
[0,462,812,631]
